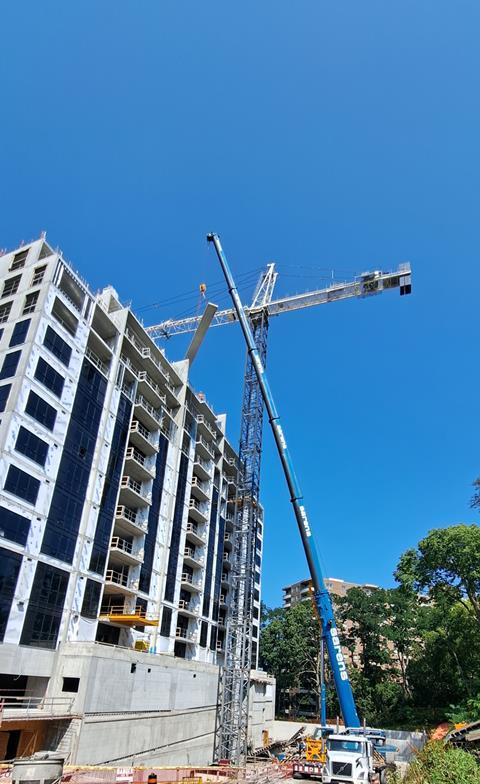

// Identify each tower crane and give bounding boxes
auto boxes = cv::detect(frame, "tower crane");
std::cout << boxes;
[145,254,411,765]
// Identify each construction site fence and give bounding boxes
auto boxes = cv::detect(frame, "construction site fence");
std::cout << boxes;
[0,762,292,784]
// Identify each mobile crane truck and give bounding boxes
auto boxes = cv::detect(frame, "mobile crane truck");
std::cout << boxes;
[207,233,410,784]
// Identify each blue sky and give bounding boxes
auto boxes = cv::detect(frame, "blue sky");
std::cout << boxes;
[2,1,479,606]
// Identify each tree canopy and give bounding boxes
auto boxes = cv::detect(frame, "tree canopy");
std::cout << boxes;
[260,523,480,727]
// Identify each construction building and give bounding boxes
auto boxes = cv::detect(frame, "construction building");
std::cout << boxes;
[0,236,271,763]
[282,577,379,608]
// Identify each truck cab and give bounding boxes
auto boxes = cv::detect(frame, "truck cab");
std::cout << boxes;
[323,733,382,784]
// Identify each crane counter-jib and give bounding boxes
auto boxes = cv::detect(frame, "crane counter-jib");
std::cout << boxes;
[206,231,362,729]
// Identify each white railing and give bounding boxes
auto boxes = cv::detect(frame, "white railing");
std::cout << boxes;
[138,371,167,405]
[130,419,157,446]
[105,569,130,587]
[189,498,208,516]
[186,522,206,541]
[110,536,133,555]
[86,347,109,376]
[196,414,217,441]
[0,694,75,717]
[196,436,215,458]
[135,394,163,426]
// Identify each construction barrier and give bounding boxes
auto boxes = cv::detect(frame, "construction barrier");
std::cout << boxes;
[0,763,291,784]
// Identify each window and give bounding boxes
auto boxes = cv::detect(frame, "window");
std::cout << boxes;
[9,319,30,347]
[62,677,79,693]
[2,276,21,299]
[160,607,172,638]
[81,580,101,619]
[15,426,49,467]
[4,465,40,505]
[23,291,39,315]
[25,391,57,431]
[10,250,28,271]
[32,266,47,287]
[0,384,11,413]
[0,351,21,380]
[43,326,71,367]
[0,548,22,642]
[0,302,12,324]
[0,506,30,546]
[38,243,53,261]
[34,358,64,397]
[210,625,218,651]
[20,561,69,649]
[200,620,208,648]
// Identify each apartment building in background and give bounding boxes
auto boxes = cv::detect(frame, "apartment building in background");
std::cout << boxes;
[0,236,269,764]
[282,576,379,608]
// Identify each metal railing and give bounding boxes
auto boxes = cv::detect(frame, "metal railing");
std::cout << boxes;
[186,522,206,540]
[196,435,215,458]
[130,419,157,446]
[194,456,212,472]
[135,394,163,426]
[121,476,150,501]
[138,370,167,405]
[191,476,210,494]
[0,694,75,716]
[196,414,218,441]
[86,347,109,376]
[180,573,201,589]
[105,569,131,587]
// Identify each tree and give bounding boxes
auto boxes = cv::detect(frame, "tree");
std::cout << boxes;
[259,601,322,718]
[395,524,480,624]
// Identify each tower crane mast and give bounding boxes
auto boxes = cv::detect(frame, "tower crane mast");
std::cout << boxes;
[145,252,411,766]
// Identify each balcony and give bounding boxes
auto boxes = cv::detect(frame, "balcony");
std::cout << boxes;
[218,614,227,628]
[125,446,155,482]
[137,370,167,409]
[178,599,199,618]
[223,455,238,471]
[104,568,138,595]
[130,419,158,455]
[115,505,148,537]
[180,573,202,592]
[221,572,229,587]
[216,641,225,653]
[134,394,163,431]
[191,475,210,502]
[196,414,218,442]
[224,473,236,491]
[183,546,205,569]
[223,532,233,550]
[185,521,206,546]
[188,498,208,524]
[110,536,144,566]
[175,627,198,644]
[85,347,110,377]
[193,456,212,481]
[220,593,228,607]
[120,476,151,508]
[99,603,159,627]
[196,435,215,460]
[223,553,232,570]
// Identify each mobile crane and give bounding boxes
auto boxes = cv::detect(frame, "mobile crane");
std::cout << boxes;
[207,233,408,783]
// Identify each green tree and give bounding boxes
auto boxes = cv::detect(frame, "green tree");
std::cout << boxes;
[396,524,480,623]
[259,601,322,718]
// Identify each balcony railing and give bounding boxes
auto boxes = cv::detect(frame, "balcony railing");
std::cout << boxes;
[178,599,199,614]
[115,505,147,531]
[196,436,215,458]
[86,347,109,376]
[135,394,163,426]
[191,476,210,495]
[196,414,217,440]
[186,521,206,542]
[0,694,75,717]
[121,476,150,500]
[138,370,167,404]
[181,573,201,589]
[105,569,130,587]
[175,627,197,642]
[110,536,133,555]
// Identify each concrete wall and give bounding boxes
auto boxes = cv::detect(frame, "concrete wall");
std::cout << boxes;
[45,643,275,766]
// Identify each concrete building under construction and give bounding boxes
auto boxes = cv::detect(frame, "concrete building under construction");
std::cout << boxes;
[0,237,272,764]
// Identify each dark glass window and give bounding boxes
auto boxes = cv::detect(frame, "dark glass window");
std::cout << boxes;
[10,250,28,271]
[89,394,131,575]
[15,427,49,467]
[23,291,39,315]
[202,487,218,617]
[254,588,260,602]
[164,453,189,603]
[25,391,57,431]
[81,579,101,619]
[20,562,69,649]
[2,275,21,298]
[212,515,225,622]
[210,625,218,651]
[0,507,30,546]
[255,552,261,568]
[0,302,12,324]
[0,351,21,380]
[43,326,72,367]
[139,435,168,593]
[200,620,208,648]
[160,607,172,638]
[32,265,47,286]
[0,384,11,413]
[0,548,22,641]
[41,358,107,563]
[9,319,30,347]
[4,466,40,505]
[34,358,64,398]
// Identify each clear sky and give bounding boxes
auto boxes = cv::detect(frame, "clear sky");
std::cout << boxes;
[2,1,479,607]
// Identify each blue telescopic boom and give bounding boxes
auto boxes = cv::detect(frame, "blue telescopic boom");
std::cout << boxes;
[207,232,361,729]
